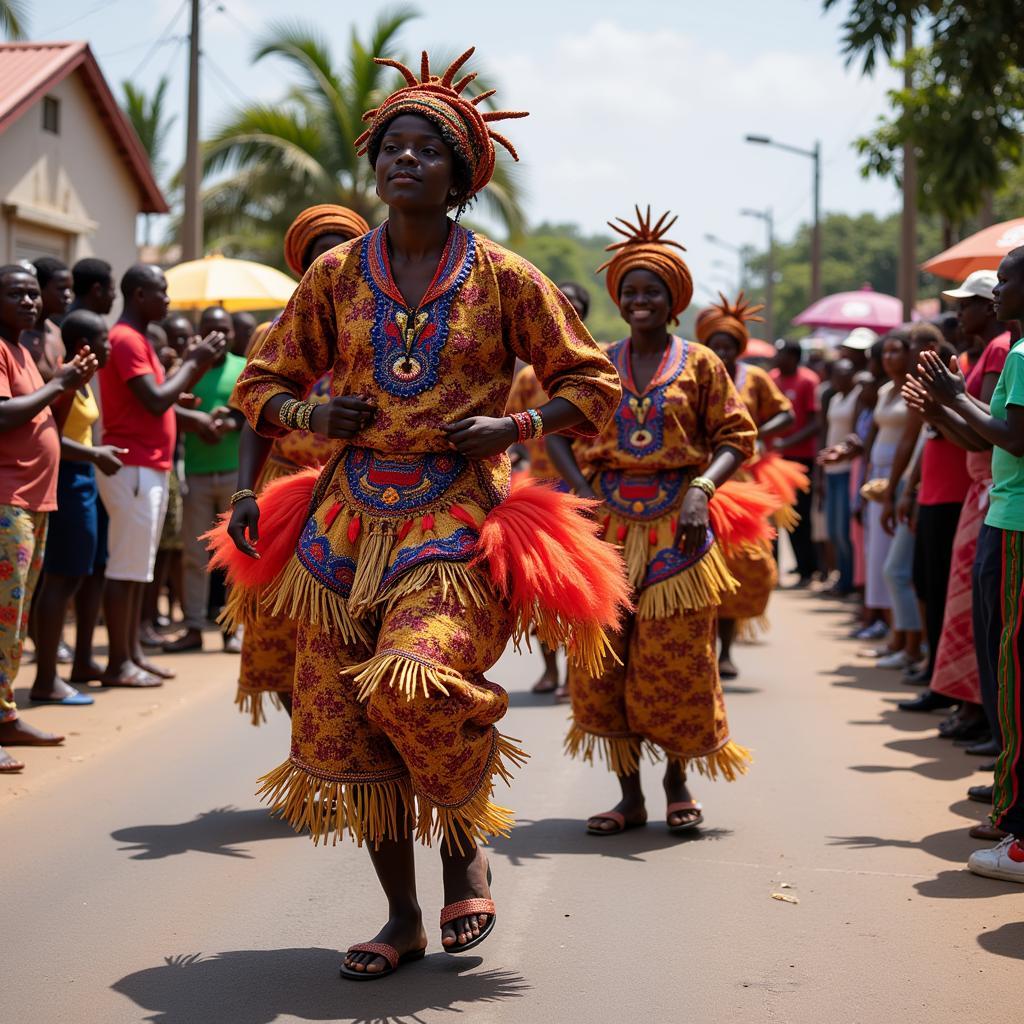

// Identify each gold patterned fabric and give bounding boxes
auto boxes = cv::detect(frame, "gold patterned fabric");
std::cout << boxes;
[566,336,755,777]
[505,365,556,481]
[231,220,620,845]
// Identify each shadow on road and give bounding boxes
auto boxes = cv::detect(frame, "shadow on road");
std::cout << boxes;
[491,816,732,866]
[112,949,527,1024]
[848,734,981,782]
[977,922,1024,960]
[111,806,295,860]
[827,825,975,864]
[913,869,1023,901]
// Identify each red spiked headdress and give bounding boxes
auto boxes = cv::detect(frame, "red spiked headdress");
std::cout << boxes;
[597,206,694,320]
[695,291,766,354]
[356,47,528,200]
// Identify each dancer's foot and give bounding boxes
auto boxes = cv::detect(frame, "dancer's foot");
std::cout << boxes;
[718,656,739,680]
[0,718,64,746]
[342,912,426,976]
[664,770,701,828]
[531,665,559,694]
[586,795,647,833]
[441,845,493,949]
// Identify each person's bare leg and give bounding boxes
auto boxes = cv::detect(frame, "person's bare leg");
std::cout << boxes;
[718,618,739,679]
[29,573,83,701]
[439,826,495,949]
[904,628,923,661]
[531,642,560,694]
[342,811,425,974]
[70,570,105,682]
[586,768,646,832]
[279,693,293,716]
[0,717,64,745]
[131,581,175,679]
[101,580,157,686]
[663,758,700,827]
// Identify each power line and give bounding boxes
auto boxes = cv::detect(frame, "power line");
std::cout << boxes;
[202,52,250,108]
[125,0,190,82]
[40,0,125,36]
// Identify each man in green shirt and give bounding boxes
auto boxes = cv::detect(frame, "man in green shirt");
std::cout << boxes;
[918,244,1024,882]
[164,307,245,652]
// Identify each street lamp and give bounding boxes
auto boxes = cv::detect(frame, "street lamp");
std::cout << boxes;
[745,134,821,303]
[704,233,745,289]
[741,207,775,343]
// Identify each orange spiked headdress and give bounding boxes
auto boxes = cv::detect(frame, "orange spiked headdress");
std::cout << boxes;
[695,291,765,354]
[283,204,371,277]
[597,206,694,320]
[355,47,528,201]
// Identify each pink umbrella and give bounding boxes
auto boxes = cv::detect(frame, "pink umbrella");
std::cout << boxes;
[792,285,912,332]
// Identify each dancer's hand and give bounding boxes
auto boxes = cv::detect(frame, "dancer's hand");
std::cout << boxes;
[443,416,518,459]
[675,487,709,557]
[228,496,260,559]
[309,395,375,438]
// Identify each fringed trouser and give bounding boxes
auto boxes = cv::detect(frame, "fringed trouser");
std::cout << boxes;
[717,538,778,626]
[566,603,751,780]
[258,572,524,850]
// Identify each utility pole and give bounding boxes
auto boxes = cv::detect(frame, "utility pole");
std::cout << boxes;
[811,140,821,303]
[898,14,917,321]
[741,207,775,342]
[181,0,202,261]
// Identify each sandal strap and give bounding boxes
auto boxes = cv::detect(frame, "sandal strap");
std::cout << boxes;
[440,898,496,928]
[589,810,626,828]
[666,801,702,814]
[346,942,399,970]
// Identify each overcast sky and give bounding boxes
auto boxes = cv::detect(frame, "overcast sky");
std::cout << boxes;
[38,0,900,295]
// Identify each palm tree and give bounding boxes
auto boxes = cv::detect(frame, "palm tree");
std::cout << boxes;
[199,8,527,265]
[0,0,27,39]
[121,76,177,245]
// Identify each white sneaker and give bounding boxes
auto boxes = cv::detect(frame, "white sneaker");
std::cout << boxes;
[876,651,911,670]
[968,835,1024,882]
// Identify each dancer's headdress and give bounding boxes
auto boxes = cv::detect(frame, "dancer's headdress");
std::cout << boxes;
[283,205,370,277]
[597,206,693,320]
[695,291,766,354]
[356,47,528,201]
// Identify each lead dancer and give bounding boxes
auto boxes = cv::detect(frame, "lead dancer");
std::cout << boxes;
[212,48,625,978]
[548,208,759,835]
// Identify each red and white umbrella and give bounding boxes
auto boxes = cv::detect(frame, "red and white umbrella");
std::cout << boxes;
[792,286,911,332]
[921,217,1024,280]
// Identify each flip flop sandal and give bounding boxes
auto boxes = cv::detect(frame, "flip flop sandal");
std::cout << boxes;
[0,753,25,772]
[666,801,704,832]
[586,810,648,836]
[440,865,495,953]
[31,689,94,706]
[339,942,426,981]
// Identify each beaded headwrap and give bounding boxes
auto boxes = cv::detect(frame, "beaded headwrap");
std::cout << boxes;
[597,206,694,321]
[695,291,766,355]
[355,47,528,202]
[283,205,371,277]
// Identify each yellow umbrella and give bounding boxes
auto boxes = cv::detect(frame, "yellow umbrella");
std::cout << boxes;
[165,254,296,312]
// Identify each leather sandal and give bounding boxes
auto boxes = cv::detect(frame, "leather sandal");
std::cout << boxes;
[666,800,704,832]
[585,809,647,835]
[440,864,496,954]
[339,942,426,980]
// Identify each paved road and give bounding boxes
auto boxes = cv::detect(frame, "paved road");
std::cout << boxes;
[5,589,1021,1023]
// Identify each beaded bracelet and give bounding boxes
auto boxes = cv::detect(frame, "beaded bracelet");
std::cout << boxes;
[230,488,257,505]
[510,408,544,443]
[278,398,300,428]
[689,475,716,499]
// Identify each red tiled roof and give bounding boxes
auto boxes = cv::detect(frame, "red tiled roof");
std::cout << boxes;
[0,41,168,213]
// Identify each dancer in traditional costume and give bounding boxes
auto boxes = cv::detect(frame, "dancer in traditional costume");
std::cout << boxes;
[695,293,801,679]
[210,48,626,977]
[547,207,763,836]
[505,281,591,697]
[225,204,370,725]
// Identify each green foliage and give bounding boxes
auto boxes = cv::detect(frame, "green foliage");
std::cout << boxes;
[0,0,28,40]
[743,211,943,331]
[515,223,626,343]
[121,76,177,181]
[196,8,527,265]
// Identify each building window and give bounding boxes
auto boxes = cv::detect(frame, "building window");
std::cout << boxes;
[42,96,59,134]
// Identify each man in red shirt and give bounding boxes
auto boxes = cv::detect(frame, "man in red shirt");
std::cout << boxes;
[770,339,821,585]
[96,265,226,687]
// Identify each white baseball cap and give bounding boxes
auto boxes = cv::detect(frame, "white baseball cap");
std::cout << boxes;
[942,270,998,302]
[839,327,879,351]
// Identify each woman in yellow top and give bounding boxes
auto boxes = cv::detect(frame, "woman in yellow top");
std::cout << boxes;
[548,207,757,836]
[30,310,127,704]
[696,293,794,679]
[218,48,623,979]
[225,203,370,725]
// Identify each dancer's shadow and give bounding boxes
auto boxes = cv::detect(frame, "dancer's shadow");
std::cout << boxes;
[914,869,1023,901]
[827,825,974,864]
[112,949,527,1024]
[977,922,1024,960]
[848,735,980,782]
[827,663,909,696]
[492,816,732,867]
[111,806,295,860]
[847,708,951,734]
